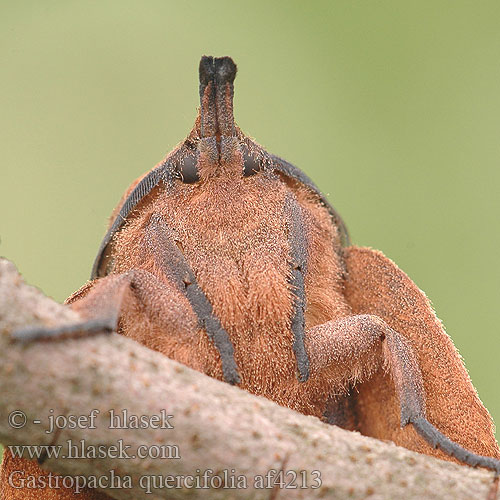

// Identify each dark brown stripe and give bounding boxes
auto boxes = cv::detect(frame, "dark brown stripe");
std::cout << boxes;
[239,135,350,248]
[412,417,500,473]
[91,160,176,279]
[284,194,310,382]
[271,153,350,247]
[146,215,240,385]
[11,318,115,343]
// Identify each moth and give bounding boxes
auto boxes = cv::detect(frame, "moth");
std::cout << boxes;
[2,56,499,499]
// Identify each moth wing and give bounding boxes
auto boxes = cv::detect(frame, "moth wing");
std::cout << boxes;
[343,246,500,460]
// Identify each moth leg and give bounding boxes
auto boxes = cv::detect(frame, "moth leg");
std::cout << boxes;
[411,417,500,473]
[4,272,187,500]
[3,270,220,500]
[143,213,240,384]
[306,314,425,426]
[11,318,115,343]
[343,246,500,464]
[14,213,241,386]
[10,269,198,349]
[10,275,129,343]
[306,314,500,473]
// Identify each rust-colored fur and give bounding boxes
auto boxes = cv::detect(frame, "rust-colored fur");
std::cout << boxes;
[344,247,499,461]
[2,56,498,499]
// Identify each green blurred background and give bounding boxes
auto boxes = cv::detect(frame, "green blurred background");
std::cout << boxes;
[1,0,498,443]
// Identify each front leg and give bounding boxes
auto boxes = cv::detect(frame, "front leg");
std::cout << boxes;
[305,314,500,473]
[3,264,237,499]
[12,214,241,386]
[306,314,425,425]
[11,270,196,348]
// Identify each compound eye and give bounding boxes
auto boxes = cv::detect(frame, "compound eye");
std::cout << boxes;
[179,154,199,183]
[243,152,262,177]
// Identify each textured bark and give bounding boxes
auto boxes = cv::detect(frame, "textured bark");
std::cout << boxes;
[0,258,497,500]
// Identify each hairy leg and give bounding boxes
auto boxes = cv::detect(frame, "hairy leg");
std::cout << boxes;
[305,311,500,471]
[2,269,205,500]
[306,314,425,426]
[343,246,500,464]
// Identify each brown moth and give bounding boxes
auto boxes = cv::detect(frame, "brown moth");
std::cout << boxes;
[1,56,499,499]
